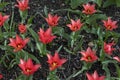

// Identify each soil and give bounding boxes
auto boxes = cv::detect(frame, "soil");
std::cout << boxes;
[1,0,120,80]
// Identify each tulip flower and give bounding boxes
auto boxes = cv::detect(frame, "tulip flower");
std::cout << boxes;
[113,56,120,62]
[104,42,115,55]
[102,17,117,30]
[67,19,83,32]
[45,14,60,27]
[8,35,29,52]
[86,71,105,80]
[18,24,27,34]
[0,13,9,27]
[82,3,96,15]
[0,74,3,79]
[47,52,67,71]
[80,47,98,62]
[38,28,56,44]
[18,58,41,76]
[15,0,29,11]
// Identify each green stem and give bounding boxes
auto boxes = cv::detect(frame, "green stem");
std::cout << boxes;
[21,50,28,60]
[71,32,76,48]
[67,62,91,80]
[47,70,58,80]
[10,4,14,33]
[104,30,109,41]
[100,49,105,62]
[99,39,105,62]
[72,66,87,77]
[24,75,33,80]
[115,64,120,78]
[42,44,47,55]
[19,10,28,23]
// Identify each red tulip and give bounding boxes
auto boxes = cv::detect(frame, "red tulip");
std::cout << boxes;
[45,14,60,27]
[8,35,29,52]
[80,47,98,62]
[82,3,96,15]
[102,17,117,30]
[47,52,67,71]
[0,13,9,27]
[38,28,56,44]
[18,24,27,34]
[18,58,40,76]
[0,74,3,79]
[15,0,29,11]
[67,19,83,31]
[86,71,105,80]
[104,42,115,55]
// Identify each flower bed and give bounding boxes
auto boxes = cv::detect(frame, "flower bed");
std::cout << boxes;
[0,0,120,80]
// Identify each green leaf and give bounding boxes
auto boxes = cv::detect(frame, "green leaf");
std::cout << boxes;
[52,27,70,41]
[115,64,120,78]
[36,43,42,54]
[70,0,97,9]
[74,36,83,51]
[8,59,17,69]
[47,71,59,80]
[102,60,116,80]
[2,32,16,38]
[44,6,48,17]
[28,28,39,42]
[27,52,40,63]
[102,63,110,80]
[64,47,73,54]
[103,0,116,8]
[27,42,34,52]
[86,14,107,25]
[70,0,83,9]
[56,45,63,53]
[0,2,9,10]
[19,10,28,23]
[27,16,34,25]
[52,27,65,36]
[93,0,102,7]
[116,0,120,7]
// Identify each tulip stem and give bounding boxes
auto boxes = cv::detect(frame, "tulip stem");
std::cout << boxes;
[99,41,105,62]
[71,32,76,48]
[19,10,28,23]
[47,70,58,80]
[42,44,47,55]
[104,30,109,41]
[24,75,33,80]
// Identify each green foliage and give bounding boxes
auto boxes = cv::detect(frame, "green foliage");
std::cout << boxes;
[69,0,120,9]
[70,0,84,9]
[103,0,120,7]
[0,2,9,10]
[70,0,103,9]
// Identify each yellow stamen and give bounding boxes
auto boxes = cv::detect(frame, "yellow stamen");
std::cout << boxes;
[26,69,31,72]
[87,56,91,61]
[87,9,91,13]
[107,25,112,30]
[52,62,58,67]
[17,44,22,48]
